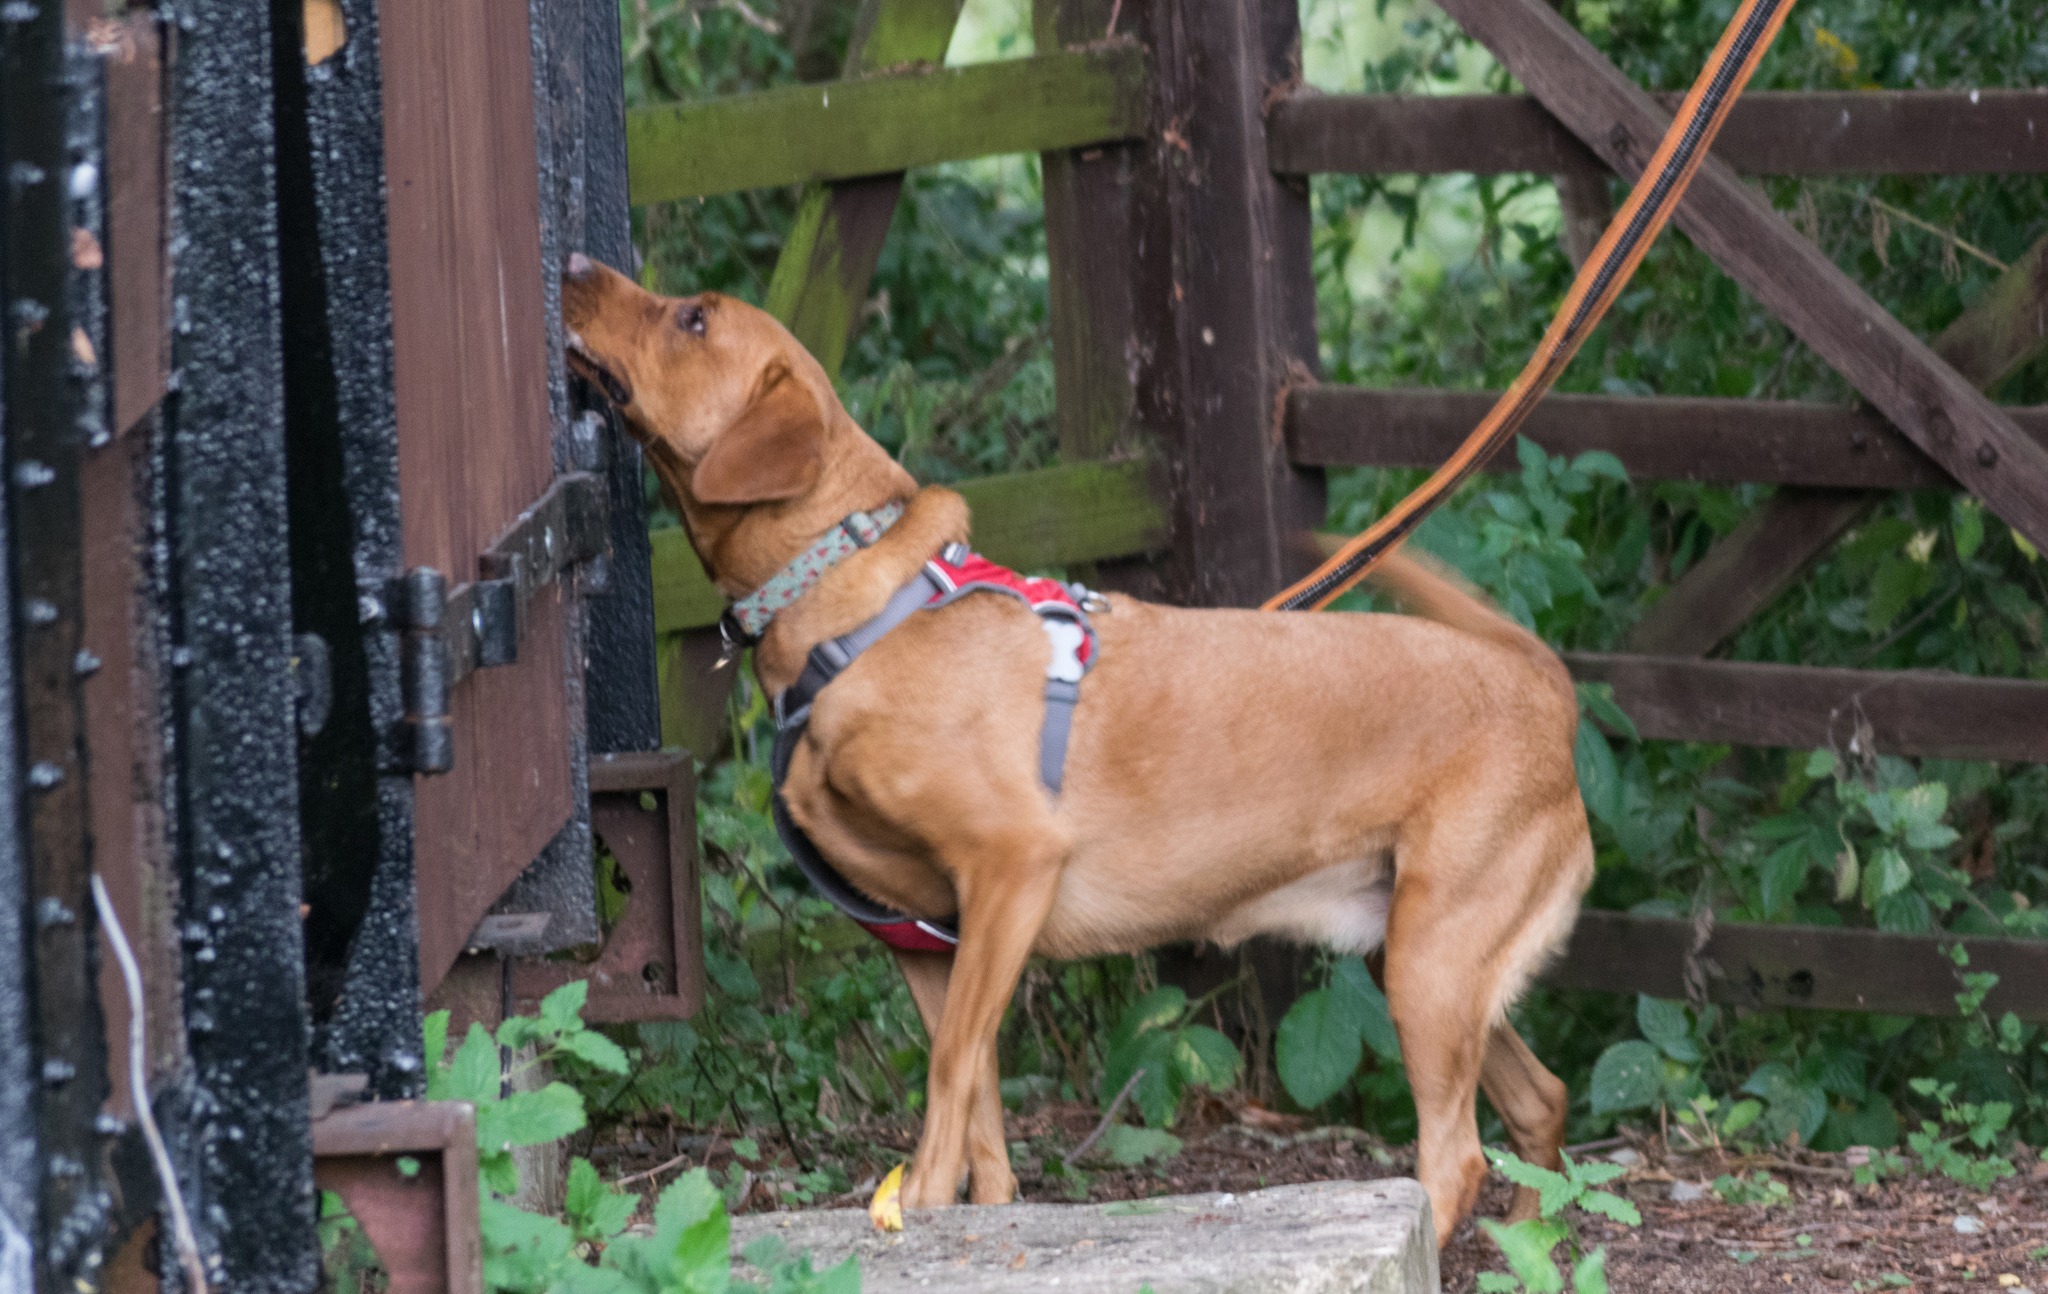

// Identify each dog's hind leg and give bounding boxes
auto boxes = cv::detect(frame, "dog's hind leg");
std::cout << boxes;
[1382,798,1589,1247]
[891,948,1018,1203]
[1481,1022,1569,1222]
[900,826,1063,1211]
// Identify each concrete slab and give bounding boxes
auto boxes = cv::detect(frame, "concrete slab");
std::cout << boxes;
[731,1178,1439,1293]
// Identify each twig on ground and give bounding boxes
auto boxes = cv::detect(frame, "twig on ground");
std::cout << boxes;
[1065,1068,1145,1168]
[614,1145,700,1189]
[1565,1135,1631,1155]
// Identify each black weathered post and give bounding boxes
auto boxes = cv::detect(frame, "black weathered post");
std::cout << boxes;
[170,0,320,1283]
[1,6,115,1287]
[1144,0,1325,606]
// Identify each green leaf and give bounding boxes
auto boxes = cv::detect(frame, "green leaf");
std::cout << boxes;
[1332,957,1402,1060]
[1577,1190,1641,1226]
[809,1255,862,1294]
[1121,986,1189,1039]
[1635,996,1697,1063]
[562,1029,631,1076]
[1741,1063,1828,1146]
[654,1169,730,1294]
[1590,1041,1663,1116]
[1487,1147,1570,1197]
[1576,682,1639,742]
[1570,450,1629,484]
[1480,1218,1568,1294]
[446,1023,501,1105]
[1757,840,1811,918]
[1895,782,1949,829]
[1174,1025,1244,1090]
[1572,1245,1610,1294]
[1575,718,1623,828]
[1275,987,1364,1110]
[1101,1028,1178,1128]
[1489,1147,1575,1217]
[480,1196,578,1294]
[1476,1274,1522,1293]
[540,980,591,1036]
[1953,497,1985,560]
[1567,1160,1628,1188]
[1862,847,1912,904]
[1803,749,1839,780]
[565,1157,638,1243]
[1098,1125,1183,1166]
[478,1082,586,1153]
[422,1009,451,1087]
[481,1149,521,1198]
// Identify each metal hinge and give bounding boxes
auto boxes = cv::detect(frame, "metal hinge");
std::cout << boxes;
[386,472,609,773]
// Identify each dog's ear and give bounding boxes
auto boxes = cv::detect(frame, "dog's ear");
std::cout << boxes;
[691,362,824,505]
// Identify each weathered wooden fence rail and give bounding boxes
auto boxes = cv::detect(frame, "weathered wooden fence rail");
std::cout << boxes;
[1269,89,2048,177]
[633,0,2048,1022]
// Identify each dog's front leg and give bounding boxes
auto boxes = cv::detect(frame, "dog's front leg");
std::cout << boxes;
[891,948,1017,1203]
[900,832,1062,1211]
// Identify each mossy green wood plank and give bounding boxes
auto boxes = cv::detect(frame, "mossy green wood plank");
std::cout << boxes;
[650,460,1167,634]
[627,48,1151,206]
[761,0,964,380]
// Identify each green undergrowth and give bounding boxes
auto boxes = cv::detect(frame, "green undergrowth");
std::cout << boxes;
[606,0,2048,1235]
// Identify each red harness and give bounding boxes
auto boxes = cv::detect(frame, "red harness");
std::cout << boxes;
[769,544,1099,951]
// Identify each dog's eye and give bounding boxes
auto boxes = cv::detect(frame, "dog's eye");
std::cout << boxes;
[677,303,707,336]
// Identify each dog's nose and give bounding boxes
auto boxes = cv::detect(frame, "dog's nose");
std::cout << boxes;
[566,251,595,280]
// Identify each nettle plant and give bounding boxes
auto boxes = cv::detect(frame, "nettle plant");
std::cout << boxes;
[1477,1149,1641,1294]
[407,981,857,1294]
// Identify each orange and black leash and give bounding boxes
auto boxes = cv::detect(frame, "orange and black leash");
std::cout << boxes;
[1264,0,1798,614]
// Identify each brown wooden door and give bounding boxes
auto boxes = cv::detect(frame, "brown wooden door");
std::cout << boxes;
[379,0,577,990]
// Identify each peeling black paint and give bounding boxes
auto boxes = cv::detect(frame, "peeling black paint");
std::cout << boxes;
[559,0,659,756]
[166,0,319,1284]
[272,0,422,1098]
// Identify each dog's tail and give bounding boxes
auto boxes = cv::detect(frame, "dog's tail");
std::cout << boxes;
[1364,547,1574,705]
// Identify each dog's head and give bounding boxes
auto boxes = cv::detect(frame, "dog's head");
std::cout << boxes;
[563,253,887,514]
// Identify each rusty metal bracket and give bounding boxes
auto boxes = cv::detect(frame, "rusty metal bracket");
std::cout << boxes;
[311,1100,482,1294]
[387,471,609,773]
[511,750,703,1021]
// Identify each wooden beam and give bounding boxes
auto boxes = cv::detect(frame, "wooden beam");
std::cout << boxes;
[1563,653,2048,764]
[1622,489,1875,657]
[1545,911,2048,1022]
[626,46,1150,205]
[1432,0,2048,555]
[649,460,1170,634]
[1624,233,2048,656]
[1146,0,1327,606]
[1037,0,1155,464]
[1288,386,2048,489]
[1268,90,2048,177]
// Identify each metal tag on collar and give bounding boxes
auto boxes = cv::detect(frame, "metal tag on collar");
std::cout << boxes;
[714,609,752,671]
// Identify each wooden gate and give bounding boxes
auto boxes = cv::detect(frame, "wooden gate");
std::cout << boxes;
[637,0,2048,1020]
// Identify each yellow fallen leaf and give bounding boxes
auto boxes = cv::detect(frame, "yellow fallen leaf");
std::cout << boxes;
[869,1163,905,1233]
[1998,1276,2020,1289]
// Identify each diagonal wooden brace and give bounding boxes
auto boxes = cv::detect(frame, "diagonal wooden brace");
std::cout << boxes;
[1625,232,2048,656]
[1433,0,2048,557]
[762,0,967,378]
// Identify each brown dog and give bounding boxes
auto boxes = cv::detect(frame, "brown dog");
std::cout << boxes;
[562,253,1592,1245]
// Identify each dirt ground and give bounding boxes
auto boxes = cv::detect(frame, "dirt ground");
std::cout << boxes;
[592,1103,2048,1293]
